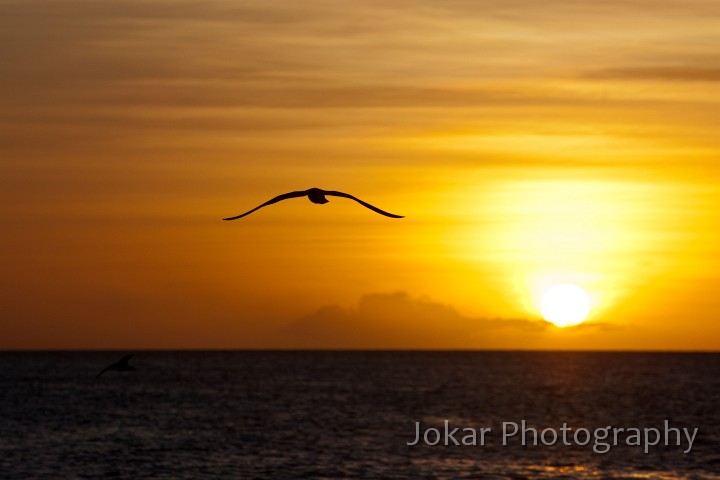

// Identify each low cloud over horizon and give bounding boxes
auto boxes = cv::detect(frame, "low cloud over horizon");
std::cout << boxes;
[284,292,549,349]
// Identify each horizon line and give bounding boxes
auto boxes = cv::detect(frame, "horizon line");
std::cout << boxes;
[1,348,719,354]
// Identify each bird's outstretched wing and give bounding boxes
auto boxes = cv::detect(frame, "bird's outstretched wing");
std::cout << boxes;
[324,191,404,218]
[223,190,309,220]
[96,355,133,377]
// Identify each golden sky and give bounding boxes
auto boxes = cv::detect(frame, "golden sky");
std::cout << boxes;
[2,0,720,350]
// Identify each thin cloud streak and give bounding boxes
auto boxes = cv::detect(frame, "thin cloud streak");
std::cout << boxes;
[586,66,720,82]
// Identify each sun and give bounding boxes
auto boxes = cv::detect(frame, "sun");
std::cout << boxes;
[540,284,591,327]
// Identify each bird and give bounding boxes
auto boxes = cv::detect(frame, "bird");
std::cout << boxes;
[96,354,136,377]
[223,187,404,220]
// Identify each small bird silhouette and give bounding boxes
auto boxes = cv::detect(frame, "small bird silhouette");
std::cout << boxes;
[223,188,404,220]
[96,354,135,377]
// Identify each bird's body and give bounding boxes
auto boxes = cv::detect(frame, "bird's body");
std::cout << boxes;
[96,354,135,377]
[223,187,403,220]
[307,188,330,204]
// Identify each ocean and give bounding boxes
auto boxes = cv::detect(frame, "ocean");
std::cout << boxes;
[1,351,718,479]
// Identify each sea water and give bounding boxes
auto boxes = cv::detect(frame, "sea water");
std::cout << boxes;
[1,351,718,479]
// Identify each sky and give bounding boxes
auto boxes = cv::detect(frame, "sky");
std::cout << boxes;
[2,0,720,350]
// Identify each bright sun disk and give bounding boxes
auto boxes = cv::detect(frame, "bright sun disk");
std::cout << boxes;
[540,284,591,327]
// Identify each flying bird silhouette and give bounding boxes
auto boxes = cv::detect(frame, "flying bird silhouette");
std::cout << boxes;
[223,188,404,220]
[96,354,135,377]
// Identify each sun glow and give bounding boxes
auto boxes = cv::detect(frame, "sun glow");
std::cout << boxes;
[442,174,690,328]
[540,284,591,327]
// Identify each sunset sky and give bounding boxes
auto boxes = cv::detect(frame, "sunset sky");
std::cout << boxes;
[2,0,720,350]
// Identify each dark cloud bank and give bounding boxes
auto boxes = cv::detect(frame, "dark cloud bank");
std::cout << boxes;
[285,292,549,349]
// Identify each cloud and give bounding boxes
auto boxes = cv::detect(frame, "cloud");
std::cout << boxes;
[285,292,549,349]
[585,66,720,82]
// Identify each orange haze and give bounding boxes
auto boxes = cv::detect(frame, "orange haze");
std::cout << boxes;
[2,0,720,350]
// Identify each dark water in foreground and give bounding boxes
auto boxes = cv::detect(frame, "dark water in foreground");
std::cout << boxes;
[1,351,719,479]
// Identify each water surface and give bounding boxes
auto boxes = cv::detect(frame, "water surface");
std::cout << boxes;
[1,351,718,478]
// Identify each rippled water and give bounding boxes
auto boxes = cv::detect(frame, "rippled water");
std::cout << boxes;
[1,351,719,479]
